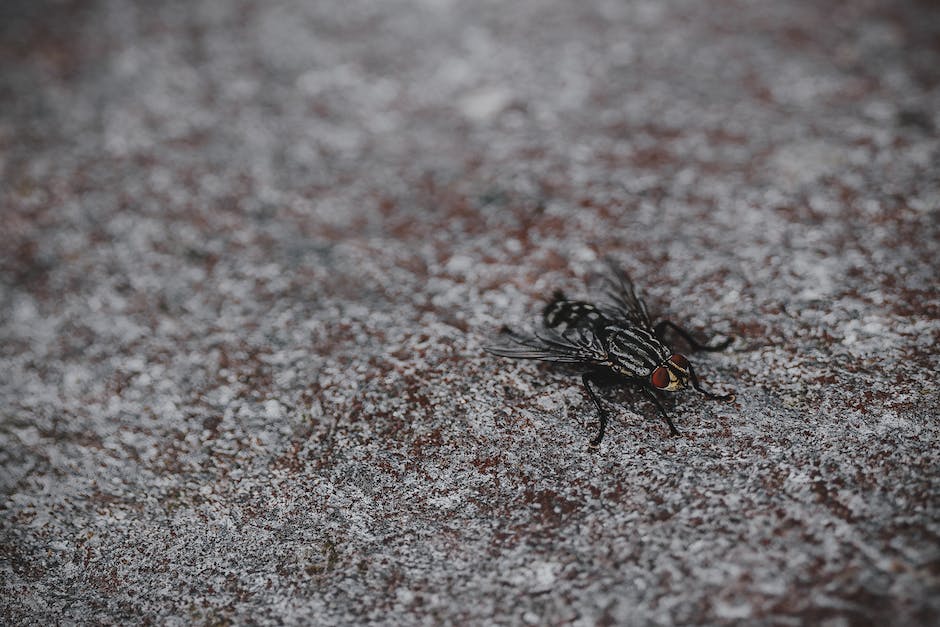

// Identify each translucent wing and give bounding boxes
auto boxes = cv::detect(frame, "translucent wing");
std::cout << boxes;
[595,261,653,329]
[485,326,608,365]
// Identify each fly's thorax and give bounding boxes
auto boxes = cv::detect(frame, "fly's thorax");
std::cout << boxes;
[602,324,671,378]
[650,354,691,391]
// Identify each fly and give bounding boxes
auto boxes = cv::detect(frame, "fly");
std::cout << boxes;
[486,265,735,446]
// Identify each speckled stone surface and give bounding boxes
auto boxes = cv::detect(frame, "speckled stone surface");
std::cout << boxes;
[2,0,939,624]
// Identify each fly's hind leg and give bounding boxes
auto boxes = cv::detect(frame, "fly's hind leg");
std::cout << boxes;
[581,372,610,447]
[653,320,732,352]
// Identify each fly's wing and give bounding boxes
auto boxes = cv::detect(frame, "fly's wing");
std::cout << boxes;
[485,326,607,365]
[595,261,653,330]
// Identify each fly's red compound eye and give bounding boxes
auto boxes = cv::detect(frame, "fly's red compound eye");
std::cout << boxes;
[669,354,690,370]
[651,366,670,389]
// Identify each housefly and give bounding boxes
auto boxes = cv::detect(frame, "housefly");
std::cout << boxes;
[486,265,735,446]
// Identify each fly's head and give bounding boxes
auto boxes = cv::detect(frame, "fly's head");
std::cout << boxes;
[650,354,691,392]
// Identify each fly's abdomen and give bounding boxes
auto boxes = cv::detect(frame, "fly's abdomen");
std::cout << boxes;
[543,291,606,332]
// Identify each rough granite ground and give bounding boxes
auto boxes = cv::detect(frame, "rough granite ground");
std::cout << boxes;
[2,0,938,624]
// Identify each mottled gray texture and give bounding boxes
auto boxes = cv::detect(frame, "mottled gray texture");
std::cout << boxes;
[2,0,938,624]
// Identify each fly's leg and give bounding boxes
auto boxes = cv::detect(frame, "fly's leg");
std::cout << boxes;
[581,372,609,447]
[641,387,680,436]
[689,365,735,402]
[654,320,732,352]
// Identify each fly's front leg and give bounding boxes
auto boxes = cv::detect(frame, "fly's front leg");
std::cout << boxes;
[654,320,732,352]
[581,372,609,447]
[641,386,680,436]
[689,365,735,402]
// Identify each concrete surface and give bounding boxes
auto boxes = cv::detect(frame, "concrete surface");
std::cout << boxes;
[2,0,938,624]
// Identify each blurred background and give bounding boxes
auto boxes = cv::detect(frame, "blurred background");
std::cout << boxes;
[2,0,938,624]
